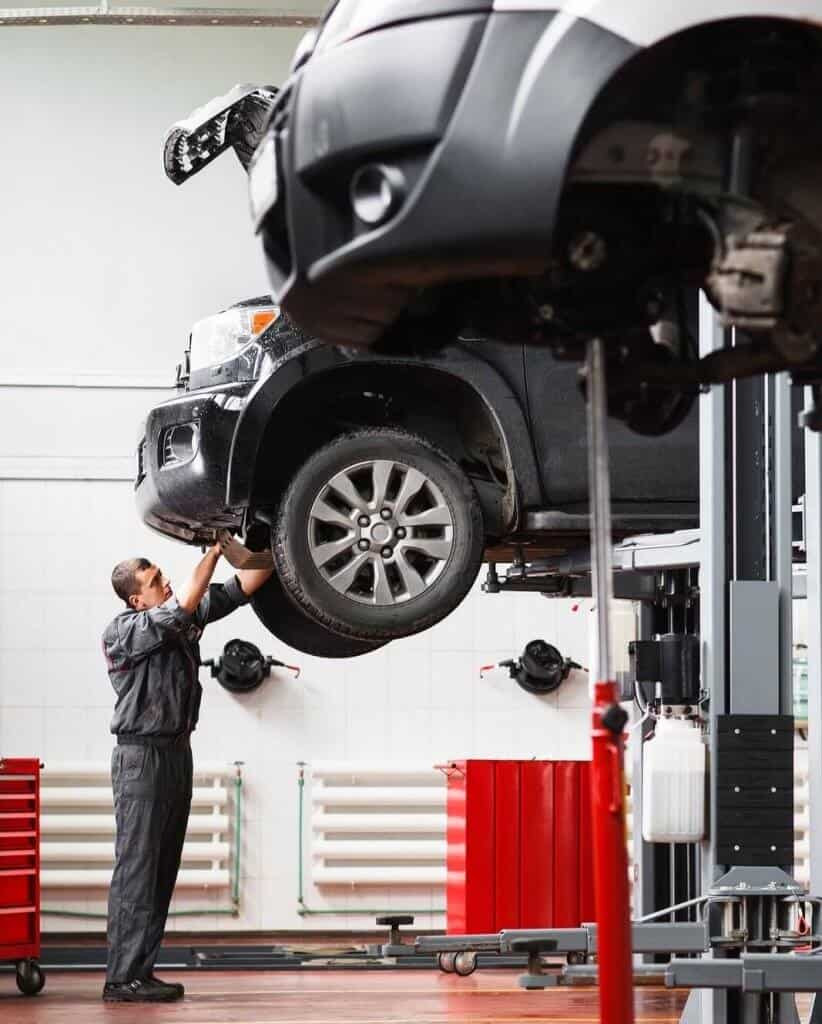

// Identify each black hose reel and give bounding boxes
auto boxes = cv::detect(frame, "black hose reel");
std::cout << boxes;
[493,639,581,696]
[202,639,300,694]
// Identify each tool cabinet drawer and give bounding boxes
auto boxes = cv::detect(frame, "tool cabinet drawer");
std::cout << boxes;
[0,760,40,960]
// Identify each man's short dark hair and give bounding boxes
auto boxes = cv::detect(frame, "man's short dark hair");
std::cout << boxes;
[111,558,151,607]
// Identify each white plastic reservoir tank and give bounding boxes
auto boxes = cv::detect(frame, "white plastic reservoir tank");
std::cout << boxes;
[641,717,706,843]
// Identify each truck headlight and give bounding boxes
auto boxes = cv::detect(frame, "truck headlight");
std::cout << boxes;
[189,304,279,374]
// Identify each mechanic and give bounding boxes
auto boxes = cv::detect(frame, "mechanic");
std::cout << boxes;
[100,542,272,1003]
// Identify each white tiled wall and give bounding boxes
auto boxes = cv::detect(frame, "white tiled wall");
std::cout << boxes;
[0,478,638,932]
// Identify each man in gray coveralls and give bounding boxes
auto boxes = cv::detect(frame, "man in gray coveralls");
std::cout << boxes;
[101,541,272,1002]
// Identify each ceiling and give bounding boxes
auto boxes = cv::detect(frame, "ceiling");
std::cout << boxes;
[0,0,326,25]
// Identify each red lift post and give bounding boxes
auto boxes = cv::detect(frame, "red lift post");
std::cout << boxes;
[585,340,634,1024]
[0,757,45,996]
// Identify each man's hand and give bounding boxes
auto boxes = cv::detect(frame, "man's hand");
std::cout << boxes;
[176,544,222,614]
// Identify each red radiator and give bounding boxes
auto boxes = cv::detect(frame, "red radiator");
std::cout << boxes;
[445,759,594,934]
[0,758,45,996]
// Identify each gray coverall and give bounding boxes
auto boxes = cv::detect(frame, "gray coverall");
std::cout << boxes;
[101,578,250,984]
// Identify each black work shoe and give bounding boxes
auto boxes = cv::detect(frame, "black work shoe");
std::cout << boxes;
[102,979,179,1002]
[145,974,184,998]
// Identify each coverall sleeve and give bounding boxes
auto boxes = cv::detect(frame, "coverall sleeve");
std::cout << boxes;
[114,598,194,661]
[196,576,251,628]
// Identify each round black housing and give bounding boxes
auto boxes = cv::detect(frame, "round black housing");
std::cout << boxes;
[510,639,576,696]
[210,639,271,694]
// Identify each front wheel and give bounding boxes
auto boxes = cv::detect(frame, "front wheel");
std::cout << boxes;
[273,429,484,642]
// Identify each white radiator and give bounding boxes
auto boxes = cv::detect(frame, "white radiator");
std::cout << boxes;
[309,753,814,893]
[309,762,446,888]
[39,761,237,890]
[794,745,811,889]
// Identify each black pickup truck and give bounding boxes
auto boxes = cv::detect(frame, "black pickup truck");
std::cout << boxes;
[136,297,699,657]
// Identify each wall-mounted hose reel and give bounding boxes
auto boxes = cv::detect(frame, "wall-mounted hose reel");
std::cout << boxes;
[482,639,581,695]
[202,639,300,694]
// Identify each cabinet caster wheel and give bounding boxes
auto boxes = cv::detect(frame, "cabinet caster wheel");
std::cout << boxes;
[454,951,477,976]
[16,959,45,996]
[438,952,457,973]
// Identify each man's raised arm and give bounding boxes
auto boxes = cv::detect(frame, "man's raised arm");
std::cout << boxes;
[236,566,274,598]
[176,544,222,614]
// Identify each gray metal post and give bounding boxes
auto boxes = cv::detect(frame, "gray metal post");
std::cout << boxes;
[699,292,727,890]
[806,388,822,1024]
[725,369,792,718]
[774,375,794,718]
[679,294,729,1024]
[586,337,615,683]
[632,603,657,922]
[804,388,822,897]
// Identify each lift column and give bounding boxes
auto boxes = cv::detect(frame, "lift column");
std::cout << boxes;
[803,394,822,1024]
[680,296,796,1024]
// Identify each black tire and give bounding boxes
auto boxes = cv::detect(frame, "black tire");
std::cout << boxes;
[16,960,45,996]
[250,565,385,659]
[273,428,484,642]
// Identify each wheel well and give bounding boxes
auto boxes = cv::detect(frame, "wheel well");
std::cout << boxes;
[549,18,822,336]
[249,364,513,536]
[578,18,822,143]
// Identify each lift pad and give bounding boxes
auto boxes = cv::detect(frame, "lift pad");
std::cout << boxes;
[217,530,275,571]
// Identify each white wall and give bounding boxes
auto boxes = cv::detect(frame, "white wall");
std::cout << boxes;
[0,25,631,933]
[0,25,303,380]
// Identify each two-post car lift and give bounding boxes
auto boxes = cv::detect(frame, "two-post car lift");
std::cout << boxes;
[415,295,822,1024]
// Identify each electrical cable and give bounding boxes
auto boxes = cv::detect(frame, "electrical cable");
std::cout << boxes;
[633,679,650,716]
[635,895,709,923]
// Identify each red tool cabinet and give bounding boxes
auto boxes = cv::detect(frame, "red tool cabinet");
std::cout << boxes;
[0,758,45,996]
[445,759,594,934]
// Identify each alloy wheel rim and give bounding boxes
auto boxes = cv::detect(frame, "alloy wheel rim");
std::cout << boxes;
[307,458,455,606]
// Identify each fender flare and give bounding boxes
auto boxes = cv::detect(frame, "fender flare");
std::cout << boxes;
[226,340,541,525]
[563,2,822,51]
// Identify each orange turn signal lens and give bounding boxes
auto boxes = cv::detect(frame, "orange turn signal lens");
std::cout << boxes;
[251,309,279,334]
